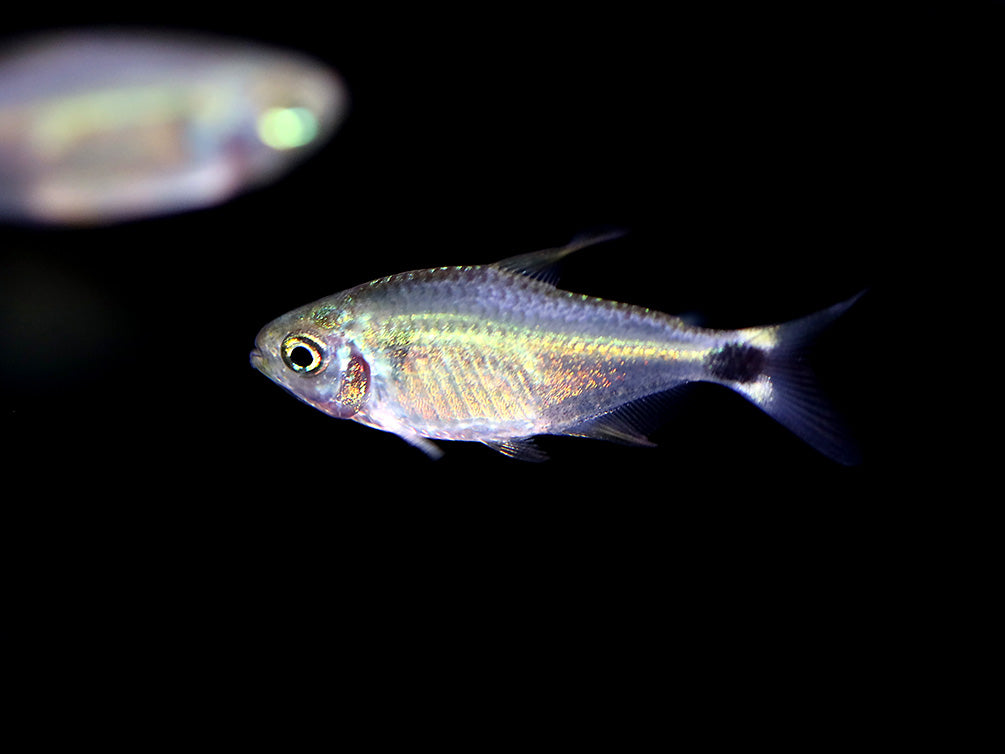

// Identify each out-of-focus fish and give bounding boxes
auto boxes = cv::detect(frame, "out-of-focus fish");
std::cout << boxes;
[0,28,347,225]
[251,233,862,463]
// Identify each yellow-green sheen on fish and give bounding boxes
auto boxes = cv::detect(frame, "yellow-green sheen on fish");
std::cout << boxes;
[0,29,346,225]
[251,233,862,462]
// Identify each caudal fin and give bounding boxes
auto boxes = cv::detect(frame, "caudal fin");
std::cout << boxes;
[731,292,864,465]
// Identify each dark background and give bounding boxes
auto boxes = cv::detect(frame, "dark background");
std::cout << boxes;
[1,1,982,739]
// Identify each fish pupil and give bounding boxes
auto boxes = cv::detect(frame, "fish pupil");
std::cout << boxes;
[289,345,315,369]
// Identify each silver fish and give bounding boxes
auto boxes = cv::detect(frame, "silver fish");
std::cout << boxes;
[0,28,347,225]
[251,233,862,462]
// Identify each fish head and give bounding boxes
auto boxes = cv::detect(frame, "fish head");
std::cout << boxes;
[236,51,349,178]
[250,301,369,420]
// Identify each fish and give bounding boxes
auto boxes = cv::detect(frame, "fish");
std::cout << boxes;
[250,232,862,463]
[0,28,347,225]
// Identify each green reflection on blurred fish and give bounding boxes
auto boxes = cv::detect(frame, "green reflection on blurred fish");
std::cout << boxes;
[251,233,862,462]
[0,28,347,225]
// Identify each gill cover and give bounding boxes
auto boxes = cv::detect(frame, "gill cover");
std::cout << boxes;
[334,348,370,417]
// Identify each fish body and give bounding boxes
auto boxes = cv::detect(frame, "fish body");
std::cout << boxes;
[0,29,347,224]
[251,234,861,463]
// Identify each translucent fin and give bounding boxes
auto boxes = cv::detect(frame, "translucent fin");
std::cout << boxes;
[733,292,865,465]
[405,434,444,460]
[494,229,627,284]
[563,385,688,447]
[482,438,550,462]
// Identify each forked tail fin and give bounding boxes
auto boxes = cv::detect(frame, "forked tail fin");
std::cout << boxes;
[729,292,865,465]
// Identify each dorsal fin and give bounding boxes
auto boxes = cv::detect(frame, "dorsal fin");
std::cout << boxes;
[493,229,627,285]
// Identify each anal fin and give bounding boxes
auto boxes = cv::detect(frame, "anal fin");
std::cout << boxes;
[562,385,689,447]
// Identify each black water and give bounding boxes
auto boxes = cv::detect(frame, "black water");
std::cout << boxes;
[2,3,973,740]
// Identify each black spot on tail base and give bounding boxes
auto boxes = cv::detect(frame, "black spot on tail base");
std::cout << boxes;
[706,342,767,384]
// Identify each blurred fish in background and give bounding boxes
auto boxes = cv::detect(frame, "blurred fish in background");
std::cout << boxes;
[0,28,348,225]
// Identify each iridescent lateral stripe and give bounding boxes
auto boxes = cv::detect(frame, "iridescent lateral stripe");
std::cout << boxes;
[364,312,711,426]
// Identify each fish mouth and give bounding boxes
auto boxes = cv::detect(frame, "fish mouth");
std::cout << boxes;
[249,348,265,370]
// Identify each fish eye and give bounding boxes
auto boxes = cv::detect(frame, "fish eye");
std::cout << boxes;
[281,334,326,374]
[256,106,320,150]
